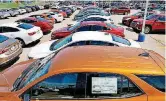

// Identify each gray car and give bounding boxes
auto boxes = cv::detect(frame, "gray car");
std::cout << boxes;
[0,35,22,66]
[0,9,11,18]
[10,8,20,15]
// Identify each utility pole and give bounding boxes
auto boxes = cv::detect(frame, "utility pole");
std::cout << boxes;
[138,0,149,42]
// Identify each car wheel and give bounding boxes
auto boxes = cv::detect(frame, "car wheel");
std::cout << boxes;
[144,25,151,34]
[16,38,25,47]
[127,20,132,27]
[55,19,57,23]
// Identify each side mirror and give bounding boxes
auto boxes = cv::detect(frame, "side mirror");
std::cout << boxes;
[23,94,30,101]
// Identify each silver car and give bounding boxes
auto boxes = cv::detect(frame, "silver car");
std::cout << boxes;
[0,35,22,66]
[0,10,10,18]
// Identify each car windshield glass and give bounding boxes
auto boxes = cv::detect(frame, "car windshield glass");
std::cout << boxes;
[17,23,34,30]
[0,35,8,43]
[136,75,165,92]
[68,22,80,31]
[50,35,72,51]
[12,53,54,91]
[146,14,158,20]
[112,35,130,45]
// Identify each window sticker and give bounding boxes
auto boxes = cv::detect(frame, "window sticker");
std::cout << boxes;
[92,77,117,94]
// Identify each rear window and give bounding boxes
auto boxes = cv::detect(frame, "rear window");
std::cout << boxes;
[112,35,130,45]
[17,23,34,30]
[136,75,165,92]
[106,23,118,28]
[0,35,8,43]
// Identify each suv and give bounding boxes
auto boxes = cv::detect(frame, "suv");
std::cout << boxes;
[130,14,165,33]
[122,11,154,26]
[110,7,130,15]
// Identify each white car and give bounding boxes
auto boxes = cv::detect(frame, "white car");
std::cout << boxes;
[0,23,43,47]
[45,12,63,22]
[18,8,27,14]
[39,6,44,10]
[69,15,114,26]
[28,31,141,59]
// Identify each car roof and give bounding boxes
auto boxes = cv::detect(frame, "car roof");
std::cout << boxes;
[87,15,109,19]
[72,31,113,42]
[80,21,106,26]
[49,46,164,75]
[23,17,37,20]
[0,23,20,27]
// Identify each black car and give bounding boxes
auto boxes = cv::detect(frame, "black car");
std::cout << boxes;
[44,4,50,9]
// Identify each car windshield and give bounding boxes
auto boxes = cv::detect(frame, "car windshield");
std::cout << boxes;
[68,22,80,31]
[12,53,54,91]
[136,75,165,92]
[50,35,72,51]
[146,14,158,20]
[112,35,130,45]
[0,35,8,43]
[17,23,34,30]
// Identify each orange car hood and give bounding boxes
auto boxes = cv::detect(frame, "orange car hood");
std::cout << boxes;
[0,60,34,92]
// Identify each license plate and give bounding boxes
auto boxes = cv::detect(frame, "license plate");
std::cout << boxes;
[11,46,16,51]
[11,45,17,51]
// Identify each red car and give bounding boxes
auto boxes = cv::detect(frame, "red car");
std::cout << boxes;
[110,7,130,15]
[51,21,124,39]
[16,17,53,33]
[122,11,154,26]
[130,13,165,33]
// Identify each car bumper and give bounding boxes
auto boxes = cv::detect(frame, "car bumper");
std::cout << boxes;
[42,27,53,33]
[26,31,43,45]
[0,45,22,66]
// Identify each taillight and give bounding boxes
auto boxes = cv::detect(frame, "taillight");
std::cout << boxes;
[0,48,8,54]
[28,32,36,36]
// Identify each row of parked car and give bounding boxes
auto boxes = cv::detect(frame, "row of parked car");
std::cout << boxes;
[0,5,77,66]
[0,4,165,101]
[122,10,165,34]
[0,5,45,19]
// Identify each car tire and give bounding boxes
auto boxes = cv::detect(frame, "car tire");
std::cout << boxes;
[55,19,57,23]
[127,20,132,27]
[16,38,25,47]
[144,25,152,34]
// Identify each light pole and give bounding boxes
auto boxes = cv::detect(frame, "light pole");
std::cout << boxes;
[138,0,149,42]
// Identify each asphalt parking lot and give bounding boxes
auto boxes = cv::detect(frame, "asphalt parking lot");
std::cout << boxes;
[0,9,165,69]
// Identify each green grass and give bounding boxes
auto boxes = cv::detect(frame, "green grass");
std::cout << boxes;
[0,2,20,9]
[0,2,37,9]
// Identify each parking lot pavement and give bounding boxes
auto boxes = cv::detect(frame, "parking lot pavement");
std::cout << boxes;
[0,9,164,69]
[111,9,165,57]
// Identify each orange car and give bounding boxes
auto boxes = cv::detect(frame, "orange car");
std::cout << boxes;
[41,13,55,25]
[0,46,165,101]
